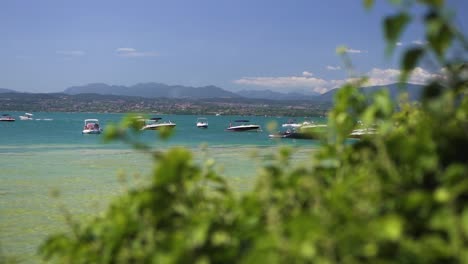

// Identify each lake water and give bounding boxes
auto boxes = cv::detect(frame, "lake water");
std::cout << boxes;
[0,112,324,262]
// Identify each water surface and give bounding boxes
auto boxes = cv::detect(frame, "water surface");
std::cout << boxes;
[0,112,323,262]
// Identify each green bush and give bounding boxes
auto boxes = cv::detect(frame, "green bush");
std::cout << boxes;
[40,1,468,263]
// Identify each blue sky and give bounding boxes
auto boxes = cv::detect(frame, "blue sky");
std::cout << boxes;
[1,0,467,94]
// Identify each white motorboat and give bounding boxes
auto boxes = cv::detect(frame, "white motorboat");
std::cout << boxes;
[226,120,261,132]
[281,119,303,128]
[349,128,377,139]
[19,113,34,120]
[82,119,103,134]
[141,117,176,130]
[196,117,208,128]
[0,114,15,122]
[269,123,327,140]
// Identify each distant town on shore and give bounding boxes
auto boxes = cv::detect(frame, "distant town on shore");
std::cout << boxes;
[0,82,423,117]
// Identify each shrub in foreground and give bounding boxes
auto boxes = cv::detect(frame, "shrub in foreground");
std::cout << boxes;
[40,1,468,263]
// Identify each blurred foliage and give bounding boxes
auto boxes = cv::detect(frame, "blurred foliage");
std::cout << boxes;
[39,1,468,263]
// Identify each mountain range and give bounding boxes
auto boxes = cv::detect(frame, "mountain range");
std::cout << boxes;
[0,88,18,93]
[64,83,242,99]
[1,82,425,102]
[236,89,319,100]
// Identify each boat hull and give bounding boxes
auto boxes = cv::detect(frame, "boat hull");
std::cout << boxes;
[141,124,176,130]
[281,123,302,128]
[226,125,261,132]
[82,129,102,134]
[81,129,102,134]
[270,125,327,139]
[269,131,321,139]
[349,129,377,139]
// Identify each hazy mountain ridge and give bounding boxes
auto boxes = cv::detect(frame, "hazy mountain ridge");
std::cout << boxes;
[3,82,425,101]
[65,83,323,100]
[236,89,319,100]
[63,82,426,101]
[64,82,242,99]
[0,88,18,93]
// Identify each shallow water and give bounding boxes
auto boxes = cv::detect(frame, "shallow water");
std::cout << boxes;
[0,112,322,262]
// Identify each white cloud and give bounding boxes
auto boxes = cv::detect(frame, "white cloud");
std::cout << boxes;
[326,65,341,70]
[359,67,441,86]
[56,50,85,56]
[302,71,313,77]
[411,40,426,45]
[116,48,137,52]
[233,67,440,94]
[407,67,441,84]
[346,48,366,54]
[396,42,403,46]
[233,73,342,94]
[115,47,158,57]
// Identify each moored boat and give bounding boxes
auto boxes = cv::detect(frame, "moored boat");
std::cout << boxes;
[0,114,15,122]
[349,128,377,139]
[82,119,103,134]
[19,113,34,120]
[281,119,303,128]
[141,117,176,130]
[196,117,208,128]
[226,120,261,132]
[270,123,327,139]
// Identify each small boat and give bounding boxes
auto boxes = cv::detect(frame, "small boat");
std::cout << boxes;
[269,130,318,139]
[0,114,15,122]
[141,117,176,130]
[269,130,293,138]
[281,118,314,128]
[349,128,377,139]
[82,119,103,134]
[269,123,327,139]
[19,113,34,120]
[196,117,208,128]
[226,120,261,132]
[281,119,303,128]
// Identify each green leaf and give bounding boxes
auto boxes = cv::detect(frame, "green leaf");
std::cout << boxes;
[103,124,120,141]
[363,0,374,10]
[380,215,403,241]
[159,126,174,140]
[400,47,424,83]
[418,0,445,8]
[336,45,348,55]
[384,13,411,54]
[425,14,453,58]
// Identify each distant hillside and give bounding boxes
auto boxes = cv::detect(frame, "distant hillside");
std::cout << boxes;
[2,82,426,102]
[236,89,319,100]
[320,83,425,102]
[0,92,331,116]
[0,88,18,93]
[64,82,242,99]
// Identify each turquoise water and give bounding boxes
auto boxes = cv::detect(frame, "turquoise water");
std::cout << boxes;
[0,112,324,262]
